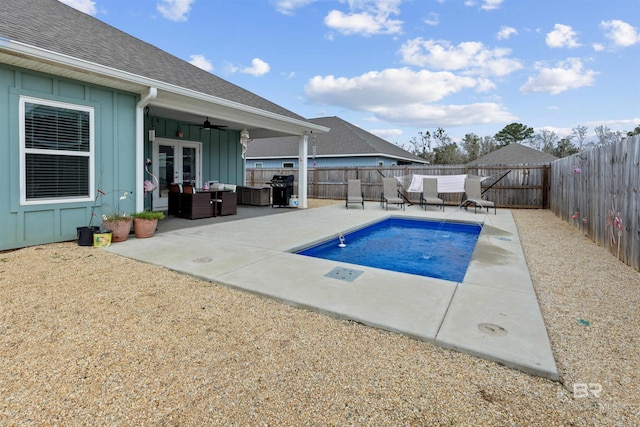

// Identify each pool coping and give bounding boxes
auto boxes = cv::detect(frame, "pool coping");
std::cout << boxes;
[105,203,559,380]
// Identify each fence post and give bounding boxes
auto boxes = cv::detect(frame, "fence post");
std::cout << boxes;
[542,165,550,209]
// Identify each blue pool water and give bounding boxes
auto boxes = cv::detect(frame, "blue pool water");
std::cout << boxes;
[296,218,481,282]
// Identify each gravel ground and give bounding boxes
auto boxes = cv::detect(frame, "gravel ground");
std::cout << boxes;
[0,208,638,425]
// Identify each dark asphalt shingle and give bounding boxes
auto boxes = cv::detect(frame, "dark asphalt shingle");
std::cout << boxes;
[0,0,306,121]
[467,143,557,166]
[246,116,427,163]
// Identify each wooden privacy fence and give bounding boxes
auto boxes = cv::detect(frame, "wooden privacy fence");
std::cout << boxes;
[246,164,551,209]
[550,136,640,271]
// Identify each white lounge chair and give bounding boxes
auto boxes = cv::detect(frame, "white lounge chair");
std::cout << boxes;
[463,178,496,214]
[381,177,405,211]
[420,177,444,211]
[346,179,364,209]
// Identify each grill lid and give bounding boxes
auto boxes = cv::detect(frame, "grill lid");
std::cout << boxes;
[270,174,295,184]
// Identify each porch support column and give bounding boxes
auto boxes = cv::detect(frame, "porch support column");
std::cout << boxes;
[298,134,308,209]
[135,87,157,212]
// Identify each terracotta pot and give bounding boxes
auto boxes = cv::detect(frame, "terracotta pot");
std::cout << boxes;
[133,218,158,238]
[102,218,133,242]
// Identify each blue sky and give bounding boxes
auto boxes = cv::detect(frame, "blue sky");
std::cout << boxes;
[61,0,640,145]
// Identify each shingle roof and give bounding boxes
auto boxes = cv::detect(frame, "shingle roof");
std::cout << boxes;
[246,116,427,163]
[0,0,306,122]
[467,143,558,166]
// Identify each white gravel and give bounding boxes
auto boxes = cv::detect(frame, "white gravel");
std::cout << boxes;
[0,209,638,425]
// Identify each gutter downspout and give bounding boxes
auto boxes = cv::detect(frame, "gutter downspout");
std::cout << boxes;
[135,87,157,212]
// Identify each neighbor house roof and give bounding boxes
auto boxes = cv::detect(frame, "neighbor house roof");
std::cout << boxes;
[246,116,428,163]
[467,143,558,166]
[0,0,327,137]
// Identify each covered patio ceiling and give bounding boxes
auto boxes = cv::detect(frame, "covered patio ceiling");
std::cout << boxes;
[0,43,329,139]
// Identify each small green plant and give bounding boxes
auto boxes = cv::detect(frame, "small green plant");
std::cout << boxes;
[102,211,131,222]
[98,191,133,223]
[132,211,165,220]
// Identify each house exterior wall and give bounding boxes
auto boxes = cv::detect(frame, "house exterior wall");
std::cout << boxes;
[0,65,247,250]
[0,64,139,250]
[144,117,244,191]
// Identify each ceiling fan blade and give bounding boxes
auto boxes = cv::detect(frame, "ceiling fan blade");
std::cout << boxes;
[201,117,227,131]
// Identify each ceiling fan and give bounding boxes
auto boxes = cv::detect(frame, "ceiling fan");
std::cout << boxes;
[200,117,227,131]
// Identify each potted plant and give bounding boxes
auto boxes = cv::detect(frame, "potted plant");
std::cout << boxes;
[102,212,133,242]
[101,191,133,242]
[132,211,164,238]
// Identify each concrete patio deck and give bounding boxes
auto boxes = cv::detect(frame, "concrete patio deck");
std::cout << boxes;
[105,202,559,380]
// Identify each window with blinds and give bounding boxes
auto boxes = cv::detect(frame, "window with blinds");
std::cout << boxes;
[21,97,94,203]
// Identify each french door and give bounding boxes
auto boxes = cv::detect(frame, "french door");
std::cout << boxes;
[152,139,201,211]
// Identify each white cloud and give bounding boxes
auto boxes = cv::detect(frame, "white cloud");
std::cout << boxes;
[424,12,439,26]
[600,20,640,47]
[304,68,515,127]
[188,54,213,72]
[305,68,479,109]
[481,0,503,11]
[273,0,317,15]
[497,26,517,40]
[58,0,97,15]
[520,58,597,95]
[375,103,516,127]
[546,24,581,48]
[399,38,523,77]
[241,58,271,77]
[324,0,403,36]
[585,118,640,130]
[465,0,503,10]
[592,43,605,52]
[370,128,404,140]
[157,0,194,22]
[475,78,496,92]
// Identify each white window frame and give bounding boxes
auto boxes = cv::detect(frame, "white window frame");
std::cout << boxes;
[19,96,95,205]
[254,162,263,168]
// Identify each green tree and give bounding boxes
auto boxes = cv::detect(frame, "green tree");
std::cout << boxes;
[461,133,481,162]
[433,142,465,164]
[627,125,640,137]
[552,137,580,158]
[594,125,618,145]
[432,127,451,147]
[533,129,559,154]
[479,136,499,157]
[430,128,465,164]
[572,125,589,151]
[407,128,454,163]
[406,130,434,163]
[494,123,534,146]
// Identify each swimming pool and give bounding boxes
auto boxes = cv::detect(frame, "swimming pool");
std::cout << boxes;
[296,218,481,282]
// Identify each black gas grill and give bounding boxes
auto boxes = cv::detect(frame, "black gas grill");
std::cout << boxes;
[269,174,295,207]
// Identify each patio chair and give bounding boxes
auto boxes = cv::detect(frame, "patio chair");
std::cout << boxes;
[463,178,496,214]
[346,179,364,209]
[380,177,405,211]
[420,177,444,211]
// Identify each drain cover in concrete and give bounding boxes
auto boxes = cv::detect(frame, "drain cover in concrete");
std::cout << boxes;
[478,323,508,336]
[192,257,213,263]
[325,267,363,282]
